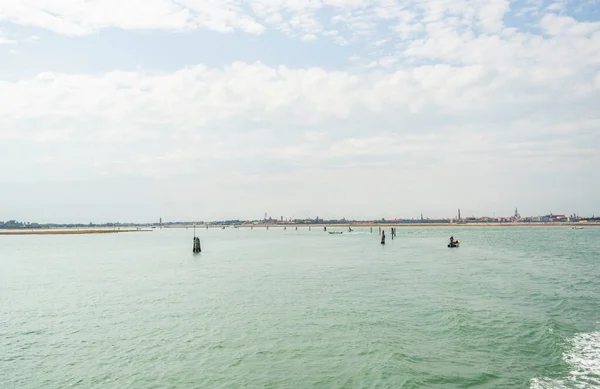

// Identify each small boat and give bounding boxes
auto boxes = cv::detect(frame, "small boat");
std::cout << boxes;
[328,231,343,235]
[448,240,460,248]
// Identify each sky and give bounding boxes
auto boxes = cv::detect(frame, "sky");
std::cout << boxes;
[0,0,599,223]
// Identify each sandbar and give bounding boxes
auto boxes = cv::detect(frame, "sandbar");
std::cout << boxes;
[0,229,152,235]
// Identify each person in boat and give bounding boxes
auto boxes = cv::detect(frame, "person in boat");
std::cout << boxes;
[449,236,455,247]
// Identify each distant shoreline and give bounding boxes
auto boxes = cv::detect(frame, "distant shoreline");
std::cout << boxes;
[166,223,599,228]
[0,229,152,235]
[1,223,595,235]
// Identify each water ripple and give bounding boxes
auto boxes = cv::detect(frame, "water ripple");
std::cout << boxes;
[1,227,599,388]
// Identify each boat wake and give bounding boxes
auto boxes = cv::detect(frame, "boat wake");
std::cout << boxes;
[531,331,600,389]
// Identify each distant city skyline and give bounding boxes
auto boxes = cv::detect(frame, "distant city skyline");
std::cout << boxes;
[1,1,598,222]
[3,209,597,226]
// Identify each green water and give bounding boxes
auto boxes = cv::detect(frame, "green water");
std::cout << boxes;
[1,227,599,388]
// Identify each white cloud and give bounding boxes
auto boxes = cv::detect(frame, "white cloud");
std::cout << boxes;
[0,0,509,46]
[366,56,399,68]
[1,1,600,219]
[0,0,391,45]
[547,2,566,11]
[0,30,16,44]
[403,14,600,86]
[394,22,423,39]
[0,62,516,136]
[24,35,40,43]
[0,0,264,36]
[0,59,597,166]
[301,33,317,41]
[540,13,600,36]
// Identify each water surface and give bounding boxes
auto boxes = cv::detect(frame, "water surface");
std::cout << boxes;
[1,227,599,388]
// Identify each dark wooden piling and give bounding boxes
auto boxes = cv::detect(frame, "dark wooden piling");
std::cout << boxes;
[193,237,201,253]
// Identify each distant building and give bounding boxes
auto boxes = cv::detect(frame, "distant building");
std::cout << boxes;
[541,214,568,222]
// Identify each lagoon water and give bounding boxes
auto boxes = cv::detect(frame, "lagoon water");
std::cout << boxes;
[1,227,599,388]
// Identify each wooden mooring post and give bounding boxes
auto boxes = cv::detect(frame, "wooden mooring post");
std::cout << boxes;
[193,226,201,253]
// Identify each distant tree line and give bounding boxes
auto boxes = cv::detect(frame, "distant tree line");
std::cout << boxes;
[0,220,42,229]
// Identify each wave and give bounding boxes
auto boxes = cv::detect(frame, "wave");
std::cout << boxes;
[531,331,600,389]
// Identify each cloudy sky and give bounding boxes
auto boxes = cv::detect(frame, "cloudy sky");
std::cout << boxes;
[0,0,599,223]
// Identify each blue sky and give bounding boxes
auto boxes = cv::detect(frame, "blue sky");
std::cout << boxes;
[0,0,599,222]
